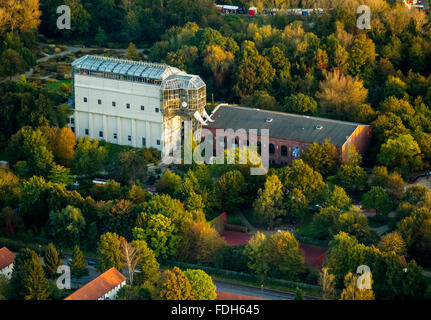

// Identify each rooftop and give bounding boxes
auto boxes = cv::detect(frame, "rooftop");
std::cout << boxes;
[65,267,126,300]
[0,247,15,270]
[72,55,205,90]
[206,105,369,147]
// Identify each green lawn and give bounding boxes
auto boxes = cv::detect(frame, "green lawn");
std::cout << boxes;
[45,79,72,93]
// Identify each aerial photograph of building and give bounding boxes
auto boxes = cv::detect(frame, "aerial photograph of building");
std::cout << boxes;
[0,0,430,316]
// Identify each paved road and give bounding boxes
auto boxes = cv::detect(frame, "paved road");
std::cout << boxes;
[213,280,320,300]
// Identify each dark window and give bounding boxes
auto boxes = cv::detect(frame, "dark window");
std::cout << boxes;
[113,133,117,139]
[281,146,288,157]
[155,108,159,113]
[128,136,132,141]
[141,106,145,111]
[98,99,102,105]
[71,118,75,124]
[142,138,146,147]
[83,97,87,102]
[112,101,116,107]
[99,131,103,138]
[71,127,75,133]
[127,104,130,109]
[269,144,275,155]
[85,129,89,135]
[157,140,161,146]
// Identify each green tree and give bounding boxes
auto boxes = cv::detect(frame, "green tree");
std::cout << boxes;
[378,231,407,256]
[301,139,340,177]
[326,185,351,211]
[73,137,107,176]
[8,249,50,300]
[253,175,285,227]
[108,149,148,185]
[44,243,61,279]
[48,164,72,186]
[95,27,107,46]
[132,240,160,290]
[294,287,304,300]
[97,232,122,272]
[214,170,246,212]
[156,170,182,197]
[152,266,194,300]
[71,245,89,279]
[48,205,86,246]
[361,186,393,216]
[377,134,423,176]
[184,269,217,300]
[0,49,26,79]
[244,232,270,284]
[283,93,317,115]
[133,213,179,259]
[335,165,368,194]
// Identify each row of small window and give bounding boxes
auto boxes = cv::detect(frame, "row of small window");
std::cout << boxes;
[83,97,160,113]
[83,129,160,145]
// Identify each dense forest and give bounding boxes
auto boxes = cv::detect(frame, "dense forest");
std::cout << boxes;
[1,0,431,301]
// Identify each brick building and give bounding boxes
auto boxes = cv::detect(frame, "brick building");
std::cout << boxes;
[205,105,372,165]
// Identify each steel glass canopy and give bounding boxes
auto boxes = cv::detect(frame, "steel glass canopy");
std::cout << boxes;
[72,55,204,88]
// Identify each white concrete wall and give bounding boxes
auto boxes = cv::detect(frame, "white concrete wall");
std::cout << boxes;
[0,263,14,279]
[98,281,126,300]
[72,74,164,151]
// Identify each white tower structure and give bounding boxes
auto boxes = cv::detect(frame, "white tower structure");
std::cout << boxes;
[69,55,206,155]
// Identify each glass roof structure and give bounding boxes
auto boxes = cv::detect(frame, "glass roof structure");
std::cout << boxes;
[72,55,205,89]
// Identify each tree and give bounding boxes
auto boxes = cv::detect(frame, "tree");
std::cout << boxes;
[283,93,317,115]
[286,188,308,223]
[0,49,26,79]
[335,164,368,194]
[97,232,122,273]
[100,199,136,238]
[48,206,86,246]
[0,0,41,34]
[71,245,89,279]
[128,184,151,204]
[214,170,246,212]
[361,186,393,216]
[377,134,423,176]
[108,149,148,185]
[152,267,194,300]
[126,42,141,61]
[316,70,368,121]
[63,0,91,38]
[253,175,285,227]
[184,269,217,300]
[326,185,351,211]
[73,137,107,176]
[44,243,61,279]
[294,287,304,300]
[6,126,55,177]
[53,127,76,167]
[319,267,337,300]
[0,168,20,209]
[313,206,341,239]
[133,213,179,259]
[8,248,50,300]
[156,170,182,197]
[378,231,407,256]
[301,140,340,177]
[48,164,72,185]
[244,232,270,284]
[95,27,107,46]
[121,237,142,285]
[340,272,375,300]
[132,240,160,290]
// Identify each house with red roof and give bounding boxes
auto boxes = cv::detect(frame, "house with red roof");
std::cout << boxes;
[0,247,15,279]
[65,267,126,300]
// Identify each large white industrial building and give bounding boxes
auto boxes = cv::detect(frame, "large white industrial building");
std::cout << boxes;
[69,55,207,154]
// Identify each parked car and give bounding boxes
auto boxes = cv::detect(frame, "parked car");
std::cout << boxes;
[87,260,96,266]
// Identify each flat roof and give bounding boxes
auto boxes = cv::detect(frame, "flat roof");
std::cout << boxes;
[206,105,369,147]
[65,267,126,300]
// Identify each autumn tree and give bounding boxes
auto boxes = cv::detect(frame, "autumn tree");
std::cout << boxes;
[0,49,26,79]
[340,272,375,300]
[316,70,368,121]
[184,269,217,300]
[126,42,141,61]
[378,231,407,256]
[120,237,142,285]
[301,139,340,177]
[44,243,61,279]
[319,267,337,300]
[152,267,194,300]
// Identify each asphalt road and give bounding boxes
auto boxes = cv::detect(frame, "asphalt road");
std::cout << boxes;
[213,280,320,301]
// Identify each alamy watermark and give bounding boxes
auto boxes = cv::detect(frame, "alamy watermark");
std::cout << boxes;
[57,5,71,30]
[56,265,71,290]
[162,121,269,176]
[357,5,371,30]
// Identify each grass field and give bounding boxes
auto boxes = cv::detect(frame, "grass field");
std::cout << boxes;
[45,79,72,93]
